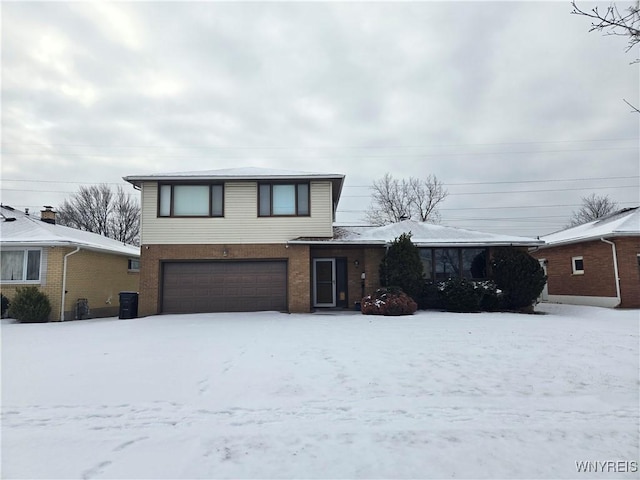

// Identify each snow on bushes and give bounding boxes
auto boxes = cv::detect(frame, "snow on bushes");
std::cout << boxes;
[361,287,417,316]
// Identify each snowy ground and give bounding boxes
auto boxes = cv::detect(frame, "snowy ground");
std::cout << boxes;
[1,304,638,479]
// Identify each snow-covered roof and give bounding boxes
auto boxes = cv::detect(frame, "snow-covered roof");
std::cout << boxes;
[123,166,345,206]
[292,219,544,247]
[0,206,140,257]
[540,207,640,247]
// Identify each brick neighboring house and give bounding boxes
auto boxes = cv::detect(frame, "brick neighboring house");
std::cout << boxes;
[0,205,140,321]
[123,167,543,315]
[531,207,640,308]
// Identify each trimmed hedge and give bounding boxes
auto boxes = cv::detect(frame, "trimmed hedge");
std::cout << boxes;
[441,277,482,313]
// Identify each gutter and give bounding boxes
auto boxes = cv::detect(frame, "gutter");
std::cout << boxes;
[539,232,639,249]
[600,238,621,307]
[61,246,81,321]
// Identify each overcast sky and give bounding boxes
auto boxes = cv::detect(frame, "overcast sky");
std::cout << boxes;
[2,1,638,237]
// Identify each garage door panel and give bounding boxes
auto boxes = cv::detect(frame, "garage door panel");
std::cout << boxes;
[162,261,287,313]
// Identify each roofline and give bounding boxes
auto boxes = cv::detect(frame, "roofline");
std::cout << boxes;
[123,172,345,188]
[288,239,544,247]
[0,240,140,257]
[537,232,640,249]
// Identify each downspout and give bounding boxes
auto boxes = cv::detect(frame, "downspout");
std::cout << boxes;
[61,246,81,321]
[600,238,621,307]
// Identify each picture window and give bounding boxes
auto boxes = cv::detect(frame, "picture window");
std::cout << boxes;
[158,184,224,217]
[258,183,310,217]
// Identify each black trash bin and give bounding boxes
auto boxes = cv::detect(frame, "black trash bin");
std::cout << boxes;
[119,291,138,319]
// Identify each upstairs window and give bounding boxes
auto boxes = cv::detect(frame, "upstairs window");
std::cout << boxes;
[259,183,310,217]
[159,184,224,217]
[1,249,42,283]
[572,256,584,275]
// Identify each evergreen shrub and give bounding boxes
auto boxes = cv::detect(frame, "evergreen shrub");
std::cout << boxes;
[492,248,547,312]
[379,233,424,302]
[441,277,482,312]
[475,280,504,312]
[418,281,445,310]
[1,294,9,318]
[8,287,51,323]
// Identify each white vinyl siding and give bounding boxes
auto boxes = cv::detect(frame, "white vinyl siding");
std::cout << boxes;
[140,181,333,244]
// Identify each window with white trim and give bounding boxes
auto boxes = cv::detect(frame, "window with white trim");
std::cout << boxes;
[158,184,224,217]
[572,256,584,275]
[258,183,310,216]
[1,249,42,283]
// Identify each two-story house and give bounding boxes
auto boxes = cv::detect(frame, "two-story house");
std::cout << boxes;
[124,167,544,316]
[124,167,347,315]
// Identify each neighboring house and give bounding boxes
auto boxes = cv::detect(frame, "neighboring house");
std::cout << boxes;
[0,205,140,321]
[123,167,543,315]
[531,207,640,308]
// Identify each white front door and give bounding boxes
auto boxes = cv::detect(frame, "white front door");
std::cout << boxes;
[313,258,336,307]
[539,259,548,302]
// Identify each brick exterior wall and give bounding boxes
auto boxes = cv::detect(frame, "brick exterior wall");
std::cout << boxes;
[310,246,385,308]
[532,236,640,308]
[63,249,139,319]
[1,247,139,321]
[139,243,311,316]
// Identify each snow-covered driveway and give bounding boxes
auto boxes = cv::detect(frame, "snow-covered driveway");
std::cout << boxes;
[2,304,638,479]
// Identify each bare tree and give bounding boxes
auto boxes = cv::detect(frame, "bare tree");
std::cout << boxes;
[568,193,619,226]
[572,0,640,112]
[572,0,640,54]
[407,174,448,223]
[57,184,140,245]
[365,173,448,225]
[109,187,141,245]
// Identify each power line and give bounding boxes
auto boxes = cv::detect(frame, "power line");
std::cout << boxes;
[3,175,638,187]
[336,200,639,213]
[4,183,637,197]
[1,137,637,149]
[1,146,636,159]
[342,184,639,197]
[344,175,640,187]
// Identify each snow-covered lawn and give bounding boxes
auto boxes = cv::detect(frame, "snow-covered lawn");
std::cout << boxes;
[1,304,638,479]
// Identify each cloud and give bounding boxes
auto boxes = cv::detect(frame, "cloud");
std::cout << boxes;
[1,2,637,235]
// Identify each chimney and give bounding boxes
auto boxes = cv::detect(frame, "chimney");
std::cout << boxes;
[41,206,56,225]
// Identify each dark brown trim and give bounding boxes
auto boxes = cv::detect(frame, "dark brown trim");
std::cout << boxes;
[157,182,225,218]
[257,181,311,217]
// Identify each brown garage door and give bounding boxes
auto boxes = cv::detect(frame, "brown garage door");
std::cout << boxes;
[162,261,287,313]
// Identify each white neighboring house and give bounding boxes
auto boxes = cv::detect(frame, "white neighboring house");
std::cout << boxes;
[0,205,140,321]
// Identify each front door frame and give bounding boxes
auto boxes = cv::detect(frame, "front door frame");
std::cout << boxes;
[538,259,549,302]
[313,258,336,307]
